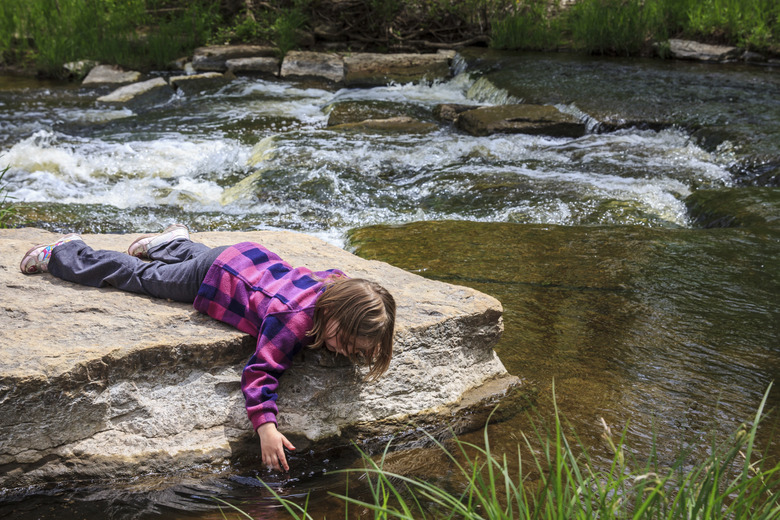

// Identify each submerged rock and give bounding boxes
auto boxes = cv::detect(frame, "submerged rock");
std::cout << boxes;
[0,228,522,491]
[456,104,586,138]
[326,99,433,127]
[82,65,142,85]
[685,188,780,229]
[96,77,173,111]
[433,103,481,122]
[330,116,438,134]
[668,39,741,63]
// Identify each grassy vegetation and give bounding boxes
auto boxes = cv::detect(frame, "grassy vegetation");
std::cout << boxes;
[0,162,16,228]
[0,0,216,76]
[492,0,780,55]
[232,385,780,519]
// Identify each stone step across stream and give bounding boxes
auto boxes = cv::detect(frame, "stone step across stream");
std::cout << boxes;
[0,228,529,493]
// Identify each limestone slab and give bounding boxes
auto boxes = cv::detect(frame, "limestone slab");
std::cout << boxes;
[96,77,173,110]
[82,64,142,85]
[193,45,278,71]
[668,39,741,62]
[280,51,345,83]
[343,53,451,86]
[169,72,232,95]
[0,228,520,491]
[226,57,281,75]
[456,104,586,138]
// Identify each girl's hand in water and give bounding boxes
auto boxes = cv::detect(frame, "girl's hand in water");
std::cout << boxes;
[257,422,296,471]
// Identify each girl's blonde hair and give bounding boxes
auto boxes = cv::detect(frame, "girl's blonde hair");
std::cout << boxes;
[308,278,395,380]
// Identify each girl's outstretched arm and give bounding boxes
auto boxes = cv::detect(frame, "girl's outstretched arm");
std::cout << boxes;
[257,422,296,471]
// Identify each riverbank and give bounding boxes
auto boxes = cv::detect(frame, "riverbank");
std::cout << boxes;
[1,0,778,78]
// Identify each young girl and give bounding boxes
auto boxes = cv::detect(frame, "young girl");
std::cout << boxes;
[20,224,396,472]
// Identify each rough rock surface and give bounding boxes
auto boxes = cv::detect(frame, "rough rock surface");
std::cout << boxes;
[456,104,586,138]
[82,65,142,85]
[226,57,281,75]
[192,45,278,71]
[0,228,521,491]
[96,77,173,110]
[343,52,451,86]
[668,39,741,62]
[169,72,232,95]
[280,51,345,82]
[434,103,481,123]
[330,116,438,134]
[63,60,99,78]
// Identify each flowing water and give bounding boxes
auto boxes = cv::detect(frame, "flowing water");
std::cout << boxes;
[1,50,778,518]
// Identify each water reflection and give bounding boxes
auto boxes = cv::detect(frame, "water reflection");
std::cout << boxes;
[349,221,780,467]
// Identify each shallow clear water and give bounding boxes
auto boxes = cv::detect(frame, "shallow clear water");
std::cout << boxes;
[1,50,778,518]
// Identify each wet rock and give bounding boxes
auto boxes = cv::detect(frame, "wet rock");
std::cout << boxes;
[192,45,278,72]
[343,52,451,86]
[742,51,767,63]
[0,228,520,490]
[686,188,780,229]
[96,77,173,111]
[280,51,345,82]
[169,72,232,95]
[326,99,433,127]
[97,78,173,109]
[433,103,481,123]
[456,104,586,138]
[330,116,439,134]
[668,39,741,63]
[226,57,281,75]
[82,65,142,85]
[63,60,98,79]
[730,156,780,187]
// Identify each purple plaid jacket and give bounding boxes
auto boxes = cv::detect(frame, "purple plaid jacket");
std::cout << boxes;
[193,242,345,430]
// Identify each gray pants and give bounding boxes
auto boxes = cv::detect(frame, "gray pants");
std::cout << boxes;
[49,239,228,303]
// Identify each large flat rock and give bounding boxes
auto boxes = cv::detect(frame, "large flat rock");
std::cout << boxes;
[0,228,520,491]
[456,104,586,138]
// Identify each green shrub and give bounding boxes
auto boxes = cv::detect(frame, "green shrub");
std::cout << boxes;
[272,6,309,56]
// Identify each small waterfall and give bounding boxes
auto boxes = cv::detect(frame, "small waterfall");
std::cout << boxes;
[466,76,522,105]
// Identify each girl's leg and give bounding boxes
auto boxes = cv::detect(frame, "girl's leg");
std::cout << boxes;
[147,238,212,264]
[49,240,228,303]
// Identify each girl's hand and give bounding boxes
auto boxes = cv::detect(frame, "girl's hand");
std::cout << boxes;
[256,422,296,472]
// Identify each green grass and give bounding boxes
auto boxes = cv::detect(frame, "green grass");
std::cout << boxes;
[0,161,16,228]
[240,384,780,519]
[491,0,562,51]
[491,0,780,55]
[0,0,217,76]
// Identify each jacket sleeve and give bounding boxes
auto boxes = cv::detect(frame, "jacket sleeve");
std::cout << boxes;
[241,309,311,430]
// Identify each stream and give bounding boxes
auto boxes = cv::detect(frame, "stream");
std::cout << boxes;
[0,49,778,518]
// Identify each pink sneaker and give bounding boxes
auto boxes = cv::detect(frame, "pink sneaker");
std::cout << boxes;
[20,233,83,274]
[127,224,190,259]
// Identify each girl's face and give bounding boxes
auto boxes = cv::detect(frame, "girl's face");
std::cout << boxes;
[324,320,375,362]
